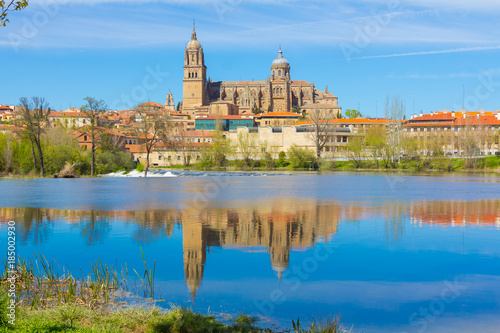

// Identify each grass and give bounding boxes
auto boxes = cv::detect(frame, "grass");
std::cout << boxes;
[0,303,353,333]
[1,252,353,333]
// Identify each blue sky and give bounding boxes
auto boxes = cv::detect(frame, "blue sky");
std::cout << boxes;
[2,0,500,117]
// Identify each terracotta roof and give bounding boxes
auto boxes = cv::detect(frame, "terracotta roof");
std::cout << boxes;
[256,112,301,118]
[126,144,146,153]
[139,101,165,108]
[0,105,14,111]
[406,111,500,127]
[291,81,311,85]
[49,110,85,117]
[182,130,215,137]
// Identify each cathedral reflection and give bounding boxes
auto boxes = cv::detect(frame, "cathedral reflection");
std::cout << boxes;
[6,199,499,299]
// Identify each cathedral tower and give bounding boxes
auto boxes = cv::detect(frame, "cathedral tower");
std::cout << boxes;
[183,22,208,109]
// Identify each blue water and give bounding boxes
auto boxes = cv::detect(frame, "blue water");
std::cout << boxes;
[1,173,500,332]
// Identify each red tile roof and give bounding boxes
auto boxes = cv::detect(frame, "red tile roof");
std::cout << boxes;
[256,112,301,118]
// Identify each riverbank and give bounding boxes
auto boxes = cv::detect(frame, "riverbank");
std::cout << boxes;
[0,302,350,333]
[159,156,500,174]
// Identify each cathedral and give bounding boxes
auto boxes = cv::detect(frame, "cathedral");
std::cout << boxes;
[181,23,342,118]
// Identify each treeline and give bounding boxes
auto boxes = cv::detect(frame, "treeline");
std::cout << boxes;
[0,128,134,176]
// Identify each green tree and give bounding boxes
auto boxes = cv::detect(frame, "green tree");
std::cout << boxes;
[346,136,365,168]
[234,131,257,169]
[287,145,316,169]
[365,125,387,168]
[292,104,302,113]
[345,109,362,119]
[1,0,28,26]
[210,130,232,168]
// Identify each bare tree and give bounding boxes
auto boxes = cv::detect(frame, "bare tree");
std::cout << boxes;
[384,96,405,168]
[81,97,107,176]
[135,106,170,177]
[306,109,336,160]
[18,97,50,177]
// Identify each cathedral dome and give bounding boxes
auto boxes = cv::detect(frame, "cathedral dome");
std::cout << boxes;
[272,48,289,66]
[187,39,201,50]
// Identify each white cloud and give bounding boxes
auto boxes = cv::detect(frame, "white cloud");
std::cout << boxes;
[356,45,500,60]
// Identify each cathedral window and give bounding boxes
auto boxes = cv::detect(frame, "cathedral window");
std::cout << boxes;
[195,73,198,78]
[278,70,282,76]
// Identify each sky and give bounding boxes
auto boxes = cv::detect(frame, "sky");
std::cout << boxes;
[2,0,500,117]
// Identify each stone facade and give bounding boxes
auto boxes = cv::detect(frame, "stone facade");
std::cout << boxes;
[227,125,353,158]
[182,25,342,119]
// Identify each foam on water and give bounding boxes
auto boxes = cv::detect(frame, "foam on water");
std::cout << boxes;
[104,170,284,177]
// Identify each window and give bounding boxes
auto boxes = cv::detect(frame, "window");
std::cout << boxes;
[84,135,87,141]
[168,156,171,161]
[159,156,162,160]
[177,156,181,161]
[278,70,282,76]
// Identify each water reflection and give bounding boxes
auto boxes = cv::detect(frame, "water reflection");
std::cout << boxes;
[409,200,500,227]
[1,199,499,300]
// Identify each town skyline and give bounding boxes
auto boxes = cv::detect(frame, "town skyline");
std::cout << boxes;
[2,1,500,115]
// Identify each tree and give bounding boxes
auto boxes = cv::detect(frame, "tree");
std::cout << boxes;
[234,131,257,168]
[167,127,195,167]
[259,141,276,169]
[1,0,28,26]
[287,145,316,169]
[17,97,50,177]
[346,136,365,168]
[365,125,386,168]
[384,96,405,167]
[292,104,302,114]
[134,105,170,177]
[306,109,336,160]
[210,129,232,168]
[176,102,181,111]
[345,109,362,119]
[81,97,107,176]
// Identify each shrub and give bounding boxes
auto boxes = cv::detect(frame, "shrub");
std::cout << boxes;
[287,145,316,169]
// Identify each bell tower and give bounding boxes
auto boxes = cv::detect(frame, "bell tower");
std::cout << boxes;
[183,21,208,109]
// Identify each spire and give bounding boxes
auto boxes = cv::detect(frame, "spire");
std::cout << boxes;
[325,84,329,94]
[278,45,283,58]
[191,19,197,40]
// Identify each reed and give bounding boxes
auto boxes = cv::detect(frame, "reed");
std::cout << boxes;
[133,247,156,299]
[0,250,155,311]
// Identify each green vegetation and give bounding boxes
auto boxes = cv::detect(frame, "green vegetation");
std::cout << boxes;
[0,128,135,177]
[1,0,28,26]
[287,145,316,169]
[344,109,362,119]
[0,253,351,333]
